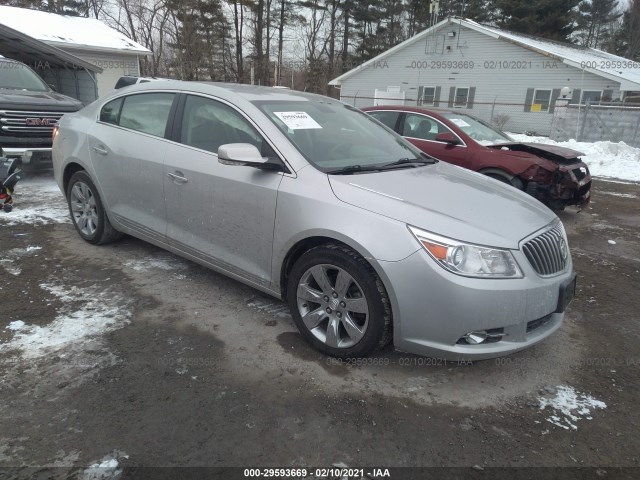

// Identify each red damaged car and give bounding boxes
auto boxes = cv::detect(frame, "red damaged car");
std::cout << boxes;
[362,106,591,210]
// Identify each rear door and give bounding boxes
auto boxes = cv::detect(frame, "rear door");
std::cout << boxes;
[87,92,176,239]
[163,94,284,286]
[399,112,472,168]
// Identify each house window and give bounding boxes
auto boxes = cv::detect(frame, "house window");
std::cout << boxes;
[454,87,469,108]
[581,90,602,105]
[532,89,552,112]
[419,87,436,106]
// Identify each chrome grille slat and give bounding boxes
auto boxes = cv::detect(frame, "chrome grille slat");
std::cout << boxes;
[0,110,65,136]
[523,224,567,276]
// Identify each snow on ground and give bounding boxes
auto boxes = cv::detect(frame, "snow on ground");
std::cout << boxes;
[124,256,188,272]
[0,178,69,226]
[82,451,129,480]
[0,245,43,276]
[507,133,640,182]
[0,282,132,359]
[538,385,607,431]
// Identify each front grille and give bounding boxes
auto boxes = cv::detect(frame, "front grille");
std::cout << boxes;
[573,166,589,181]
[523,223,567,275]
[0,110,66,137]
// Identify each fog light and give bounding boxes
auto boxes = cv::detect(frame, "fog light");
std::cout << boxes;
[463,331,488,344]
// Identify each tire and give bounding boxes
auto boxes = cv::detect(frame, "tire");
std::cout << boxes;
[286,243,392,358]
[485,172,523,190]
[66,171,122,245]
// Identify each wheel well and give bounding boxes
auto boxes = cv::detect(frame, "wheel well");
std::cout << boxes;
[280,237,352,298]
[479,168,524,190]
[62,163,85,195]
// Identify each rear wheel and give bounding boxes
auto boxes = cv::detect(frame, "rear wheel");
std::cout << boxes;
[67,171,122,245]
[287,243,392,358]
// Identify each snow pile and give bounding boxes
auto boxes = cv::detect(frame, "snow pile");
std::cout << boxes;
[538,385,607,430]
[508,133,640,182]
[0,282,132,359]
[0,179,69,226]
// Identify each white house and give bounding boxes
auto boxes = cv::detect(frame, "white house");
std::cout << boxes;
[0,5,151,101]
[329,18,640,135]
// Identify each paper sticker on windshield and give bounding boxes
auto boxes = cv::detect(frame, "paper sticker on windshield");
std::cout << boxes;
[274,112,322,129]
[449,118,470,128]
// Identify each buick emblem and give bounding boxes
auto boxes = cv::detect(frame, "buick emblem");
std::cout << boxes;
[559,237,568,260]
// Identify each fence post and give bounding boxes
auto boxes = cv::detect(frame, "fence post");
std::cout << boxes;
[490,97,496,124]
[578,101,589,142]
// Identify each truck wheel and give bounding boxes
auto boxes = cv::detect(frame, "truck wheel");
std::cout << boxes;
[67,171,122,244]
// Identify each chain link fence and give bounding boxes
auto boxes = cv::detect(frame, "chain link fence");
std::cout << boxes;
[340,92,640,144]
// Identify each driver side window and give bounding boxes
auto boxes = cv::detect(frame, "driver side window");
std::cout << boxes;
[180,95,276,158]
[402,113,449,141]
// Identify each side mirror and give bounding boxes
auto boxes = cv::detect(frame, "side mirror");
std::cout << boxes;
[435,132,460,145]
[218,143,269,167]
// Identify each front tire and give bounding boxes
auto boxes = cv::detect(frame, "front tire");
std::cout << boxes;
[286,243,392,358]
[67,171,122,245]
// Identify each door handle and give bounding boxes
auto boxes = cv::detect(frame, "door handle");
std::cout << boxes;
[167,172,188,184]
[92,146,108,155]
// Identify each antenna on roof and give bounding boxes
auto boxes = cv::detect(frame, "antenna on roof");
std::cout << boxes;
[457,0,466,48]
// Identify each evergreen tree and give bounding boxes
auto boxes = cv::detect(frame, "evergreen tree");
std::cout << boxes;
[576,0,622,48]
[494,0,581,42]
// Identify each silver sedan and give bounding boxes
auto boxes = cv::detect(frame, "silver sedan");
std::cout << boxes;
[52,81,576,360]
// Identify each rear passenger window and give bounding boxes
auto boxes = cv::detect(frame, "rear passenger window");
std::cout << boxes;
[118,93,175,137]
[99,98,123,125]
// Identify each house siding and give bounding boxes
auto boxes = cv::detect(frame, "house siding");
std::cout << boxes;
[70,51,141,98]
[338,25,621,135]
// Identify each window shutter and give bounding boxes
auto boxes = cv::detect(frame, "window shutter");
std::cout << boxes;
[447,87,455,108]
[434,86,441,107]
[549,88,561,113]
[417,86,424,106]
[570,89,581,104]
[524,88,534,112]
[467,87,476,109]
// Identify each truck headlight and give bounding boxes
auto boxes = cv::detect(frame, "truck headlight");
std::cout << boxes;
[408,226,523,278]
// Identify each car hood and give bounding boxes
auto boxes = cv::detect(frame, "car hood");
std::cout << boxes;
[0,89,83,111]
[489,142,584,162]
[329,162,556,249]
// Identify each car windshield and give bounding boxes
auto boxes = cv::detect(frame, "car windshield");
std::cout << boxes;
[0,61,49,92]
[442,112,513,145]
[254,100,428,172]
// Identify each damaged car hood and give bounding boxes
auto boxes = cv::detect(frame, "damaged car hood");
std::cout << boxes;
[489,142,585,162]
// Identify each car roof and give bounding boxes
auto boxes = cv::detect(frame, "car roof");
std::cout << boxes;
[362,105,468,117]
[114,79,343,106]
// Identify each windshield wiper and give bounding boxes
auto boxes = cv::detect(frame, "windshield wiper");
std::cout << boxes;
[326,164,382,175]
[380,157,435,169]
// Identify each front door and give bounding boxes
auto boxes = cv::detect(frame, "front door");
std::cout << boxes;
[163,94,283,285]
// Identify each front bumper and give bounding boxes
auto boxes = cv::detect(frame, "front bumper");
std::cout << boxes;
[527,164,592,208]
[379,247,574,361]
[1,147,52,164]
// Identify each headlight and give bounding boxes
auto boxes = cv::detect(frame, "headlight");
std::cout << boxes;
[408,226,523,278]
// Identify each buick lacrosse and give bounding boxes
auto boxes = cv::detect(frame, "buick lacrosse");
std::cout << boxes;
[52,81,576,360]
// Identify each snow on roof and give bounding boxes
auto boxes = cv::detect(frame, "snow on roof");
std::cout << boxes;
[0,5,151,54]
[329,18,640,91]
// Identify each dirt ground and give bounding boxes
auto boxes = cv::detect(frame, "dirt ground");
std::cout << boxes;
[0,166,638,479]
